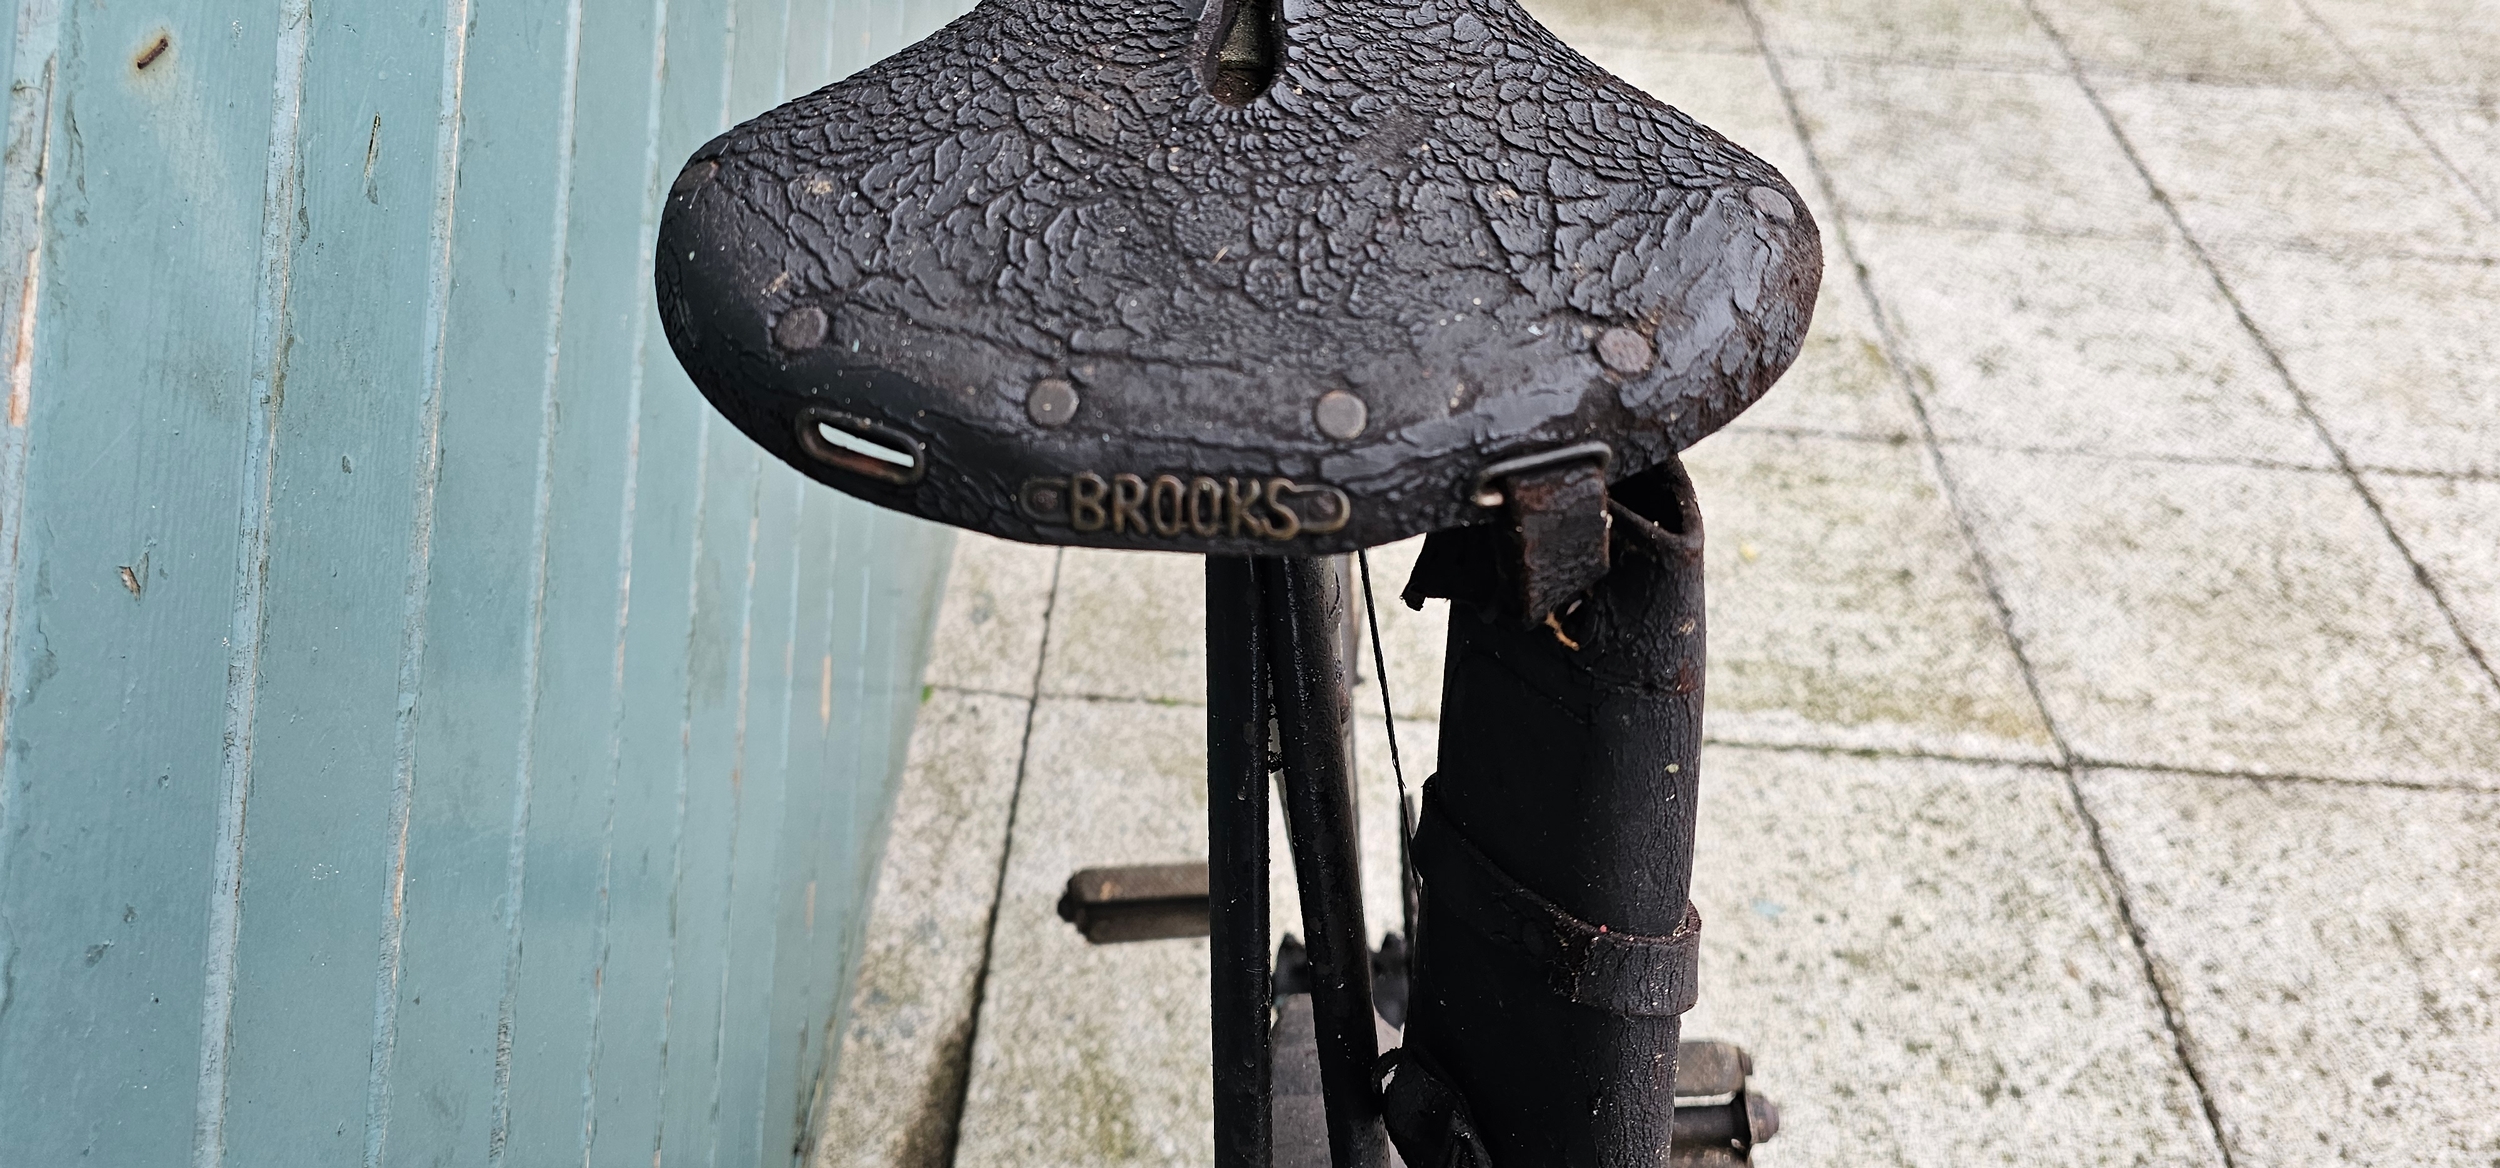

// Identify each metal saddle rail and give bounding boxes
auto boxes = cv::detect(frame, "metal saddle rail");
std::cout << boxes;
[653,0,1822,1162]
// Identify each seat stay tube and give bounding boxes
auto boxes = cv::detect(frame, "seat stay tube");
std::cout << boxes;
[1256,556,1391,1168]
[1208,556,1274,1168]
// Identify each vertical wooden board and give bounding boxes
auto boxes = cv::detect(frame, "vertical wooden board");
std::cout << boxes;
[652,0,785,1159]
[765,487,855,1160]
[580,0,732,1156]
[825,0,869,79]
[828,508,954,1070]
[217,2,459,1163]
[853,510,954,935]
[780,493,882,1160]
[817,508,952,1082]
[759,486,851,1164]
[0,3,281,1162]
[714,467,808,1168]
[655,435,761,1168]
[786,506,954,1163]
[375,0,580,1163]
[765,16,975,1151]
[812,504,880,1024]
[736,0,796,102]
[495,0,664,1160]
[575,395,702,1168]
[785,0,835,94]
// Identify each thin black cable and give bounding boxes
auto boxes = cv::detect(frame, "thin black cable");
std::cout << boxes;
[1355,550,1417,947]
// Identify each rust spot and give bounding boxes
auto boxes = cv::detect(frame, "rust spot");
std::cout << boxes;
[134,33,171,71]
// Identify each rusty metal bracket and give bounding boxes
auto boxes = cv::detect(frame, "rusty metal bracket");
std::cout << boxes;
[1436,442,1619,625]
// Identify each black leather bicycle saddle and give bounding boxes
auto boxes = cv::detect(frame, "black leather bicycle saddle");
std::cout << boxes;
[656,0,1820,556]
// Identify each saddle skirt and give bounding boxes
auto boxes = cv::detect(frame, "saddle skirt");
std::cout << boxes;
[656,0,1821,554]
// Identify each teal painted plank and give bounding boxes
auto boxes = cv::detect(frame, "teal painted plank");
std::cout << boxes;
[495,0,667,1160]
[785,0,835,95]
[758,486,851,1164]
[715,468,808,1168]
[0,2,283,1163]
[653,2,787,1160]
[808,506,954,1153]
[0,0,961,1162]
[376,0,584,1163]
[652,435,762,1168]
[580,0,734,1154]
[217,2,464,1164]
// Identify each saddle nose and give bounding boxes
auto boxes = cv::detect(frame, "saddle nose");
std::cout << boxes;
[655,0,1821,555]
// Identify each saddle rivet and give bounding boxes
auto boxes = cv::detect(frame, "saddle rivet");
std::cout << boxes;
[671,158,717,196]
[1746,185,1794,223]
[1597,327,1654,375]
[1026,377,1080,428]
[1313,390,1368,440]
[774,305,829,353]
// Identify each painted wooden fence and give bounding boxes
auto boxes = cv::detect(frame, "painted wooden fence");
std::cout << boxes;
[0,0,969,1163]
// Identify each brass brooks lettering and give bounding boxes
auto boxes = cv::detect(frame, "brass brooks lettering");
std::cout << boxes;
[1023,472,1350,542]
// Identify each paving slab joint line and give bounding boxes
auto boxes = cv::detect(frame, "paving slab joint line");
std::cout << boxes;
[932,547,1063,1168]
[2288,0,2500,220]
[2017,0,2500,702]
[914,691,2486,793]
[1924,437,2343,477]
[1732,6,2243,1163]
[2070,755,2500,796]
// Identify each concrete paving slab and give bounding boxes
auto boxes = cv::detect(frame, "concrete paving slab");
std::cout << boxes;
[2028,0,2364,88]
[1524,0,1758,56]
[1682,429,2057,762]
[2095,79,2500,257]
[2397,96,2500,214]
[2365,473,2500,668]
[1779,58,2169,240]
[1679,745,2223,1168]
[1945,447,2500,785]
[1748,0,2065,71]
[1731,255,1927,443]
[1851,220,2334,466]
[951,697,1214,1168]
[2209,245,2500,479]
[922,535,1058,696]
[2078,769,2500,1165]
[1041,548,1205,705]
[2301,0,2500,100]
[1350,536,1447,725]
[818,689,1032,1168]
[1352,714,1437,946]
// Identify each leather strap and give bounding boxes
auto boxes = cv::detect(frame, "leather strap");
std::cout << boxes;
[1414,792,1702,1018]
[1377,1047,1492,1168]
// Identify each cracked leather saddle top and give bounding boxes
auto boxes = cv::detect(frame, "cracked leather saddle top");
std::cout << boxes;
[656,0,1820,555]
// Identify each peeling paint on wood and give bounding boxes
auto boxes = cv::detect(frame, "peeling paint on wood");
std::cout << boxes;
[0,0,964,1164]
